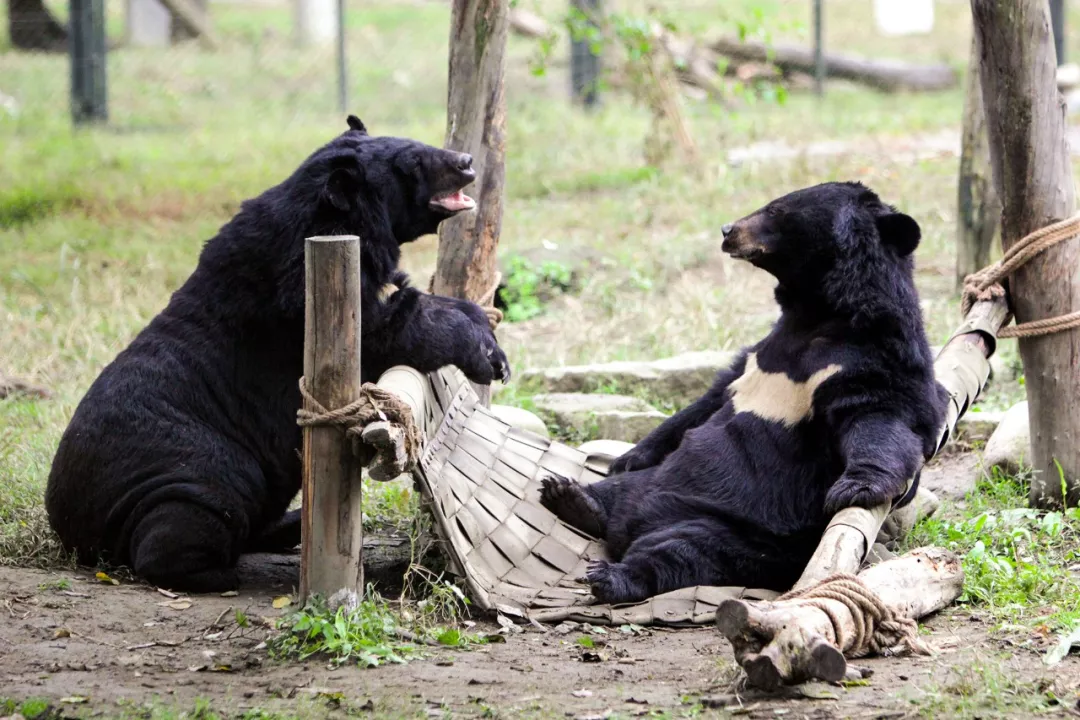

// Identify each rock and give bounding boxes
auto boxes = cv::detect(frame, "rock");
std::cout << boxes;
[955,411,1003,443]
[982,401,1030,476]
[921,452,981,500]
[532,393,668,443]
[577,439,635,458]
[520,351,737,406]
[489,404,550,439]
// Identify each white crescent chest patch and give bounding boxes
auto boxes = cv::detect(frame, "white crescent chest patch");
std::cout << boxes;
[728,352,843,427]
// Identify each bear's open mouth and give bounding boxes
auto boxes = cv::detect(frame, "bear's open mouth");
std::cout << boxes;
[430,190,477,214]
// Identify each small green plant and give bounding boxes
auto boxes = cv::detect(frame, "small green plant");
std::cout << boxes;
[268,591,420,668]
[37,577,71,592]
[498,255,574,323]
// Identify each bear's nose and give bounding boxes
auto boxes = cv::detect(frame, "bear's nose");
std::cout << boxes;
[721,223,734,237]
[456,153,473,171]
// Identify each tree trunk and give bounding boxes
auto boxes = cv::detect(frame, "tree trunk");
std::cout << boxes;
[8,0,68,52]
[972,0,1080,508]
[956,35,1000,289]
[432,0,508,408]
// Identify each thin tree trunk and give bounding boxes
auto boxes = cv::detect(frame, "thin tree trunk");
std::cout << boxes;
[956,35,999,289]
[432,0,508,408]
[972,0,1080,507]
[8,0,67,52]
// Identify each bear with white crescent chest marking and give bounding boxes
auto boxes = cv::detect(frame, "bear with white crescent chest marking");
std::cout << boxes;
[540,182,948,604]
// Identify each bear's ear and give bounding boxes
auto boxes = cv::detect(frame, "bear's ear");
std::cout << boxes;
[876,211,921,256]
[323,167,359,212]
[346,115,368,135]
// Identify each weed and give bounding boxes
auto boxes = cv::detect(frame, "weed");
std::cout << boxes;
[912,658,1062,719]
[905,469,1080,629]
[497,255,575,322]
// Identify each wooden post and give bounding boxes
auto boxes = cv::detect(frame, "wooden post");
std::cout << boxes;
[956,35,1000,289]
[432,0,508,408]
[972,0,1080,507]
[300,236,365,603]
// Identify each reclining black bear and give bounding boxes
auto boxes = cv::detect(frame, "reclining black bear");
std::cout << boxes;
[541,182,947,604]
[46,116,508,592]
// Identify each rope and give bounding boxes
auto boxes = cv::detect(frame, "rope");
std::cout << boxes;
[777,573,932,659]
[425,272,504,331]
[962,213,1080,339]
[296,377,422,470]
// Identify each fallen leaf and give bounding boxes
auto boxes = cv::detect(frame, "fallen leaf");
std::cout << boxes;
[156,588,179,599]
[212,664,233,672]
[95,572,119,586]
[187,664,208,672]
[60,696,88,704]
[54,628,71,639]
[220,590,239,597]
[572,689,593,698]
[158,599,193,611]
[272,596,292,609]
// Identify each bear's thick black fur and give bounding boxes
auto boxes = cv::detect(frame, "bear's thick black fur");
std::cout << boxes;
[46,117,509,592]
[541,182,948,604]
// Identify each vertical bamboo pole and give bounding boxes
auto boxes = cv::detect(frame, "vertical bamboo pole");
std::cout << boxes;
[300,235,364,603]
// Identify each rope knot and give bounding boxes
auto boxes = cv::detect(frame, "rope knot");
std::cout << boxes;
[297,377,422,474]
[961,213,1080,339]
[778,573,932,659]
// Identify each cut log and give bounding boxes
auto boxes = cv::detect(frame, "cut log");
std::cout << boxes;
[238,533,441,594]
[509,7,549,39]
[973,0,1080,508]
[957,35,1000,289]
[793,294,1010,590]
[0,373,51,400]
[717,547,964,688]
[710,36,957,92]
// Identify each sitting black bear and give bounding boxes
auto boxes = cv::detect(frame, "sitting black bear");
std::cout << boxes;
[46,116,509,592]
[541,182,947,604]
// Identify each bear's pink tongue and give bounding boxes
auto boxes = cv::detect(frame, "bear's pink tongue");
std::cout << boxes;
[432,190,476,213]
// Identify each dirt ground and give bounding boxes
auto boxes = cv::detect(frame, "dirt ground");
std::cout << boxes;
[3,563,1077,720]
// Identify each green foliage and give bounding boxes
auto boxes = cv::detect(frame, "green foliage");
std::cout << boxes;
[499,255,574,323]
[905,469,1080,630]
[268,592,419,668]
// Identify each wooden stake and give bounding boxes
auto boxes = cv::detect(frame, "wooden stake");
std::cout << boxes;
[956,35,1000,289]
[972,0,1080,507]
[432,0,509,407]
[300,235,364,604]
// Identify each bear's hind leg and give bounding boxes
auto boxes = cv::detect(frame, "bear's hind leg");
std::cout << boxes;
[248,509,301,553]
[129,501,240,593]
[586,520,730,604]
[539,474,608,538]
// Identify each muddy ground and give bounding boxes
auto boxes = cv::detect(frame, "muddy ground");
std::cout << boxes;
[3,563,1078,720]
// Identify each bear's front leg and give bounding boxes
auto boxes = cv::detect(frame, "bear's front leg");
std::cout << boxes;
[824,415,924,516]
[367,286,510,385]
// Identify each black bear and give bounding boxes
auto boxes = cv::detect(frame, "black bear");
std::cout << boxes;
[541,182,947,604]
[46,116,509,592]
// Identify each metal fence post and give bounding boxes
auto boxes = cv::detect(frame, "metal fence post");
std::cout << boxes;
[570,0,601,108]
[70,0,108,125]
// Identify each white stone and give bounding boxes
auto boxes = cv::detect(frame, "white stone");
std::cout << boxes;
[982,401,1030,476]
[489,404,549,439]
[520,351,737,406]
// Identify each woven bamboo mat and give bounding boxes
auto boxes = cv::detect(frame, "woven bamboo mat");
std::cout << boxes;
[411,366,780,627]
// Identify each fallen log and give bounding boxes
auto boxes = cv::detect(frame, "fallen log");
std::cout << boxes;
[0,373,51,400]
[717,547,963,688]
[509,7,550,39]
[710,36,957,92]
[237,532,440,594]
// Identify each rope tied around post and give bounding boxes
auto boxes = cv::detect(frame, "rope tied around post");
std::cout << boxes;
[297,377,423,472]
[777,572,933,659]
[961,213,1080,338]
